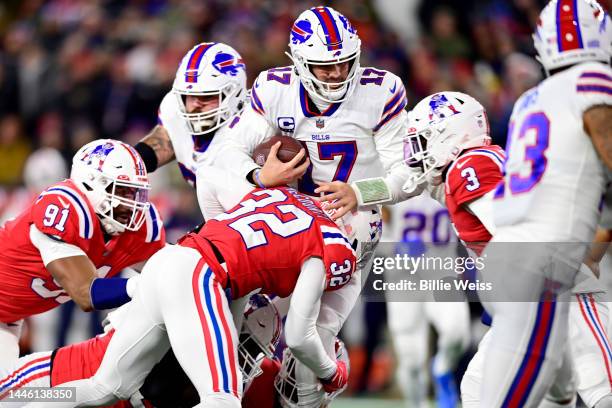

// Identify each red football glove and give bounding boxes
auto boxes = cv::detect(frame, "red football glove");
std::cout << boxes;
[319,360,348,393]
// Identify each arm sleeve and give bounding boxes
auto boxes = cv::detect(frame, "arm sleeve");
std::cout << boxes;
[29,224,86,266]
[284,257,337,379]
[465,191,496,235]
[317,265,362,335]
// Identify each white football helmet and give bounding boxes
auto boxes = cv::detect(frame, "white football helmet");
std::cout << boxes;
[286,6,361,103]
[172,42,247,135]
[71,139,151,235]
[533,0,611,74]
[403,92,491,187]
[238,294,282,391]
[275,338,350,408]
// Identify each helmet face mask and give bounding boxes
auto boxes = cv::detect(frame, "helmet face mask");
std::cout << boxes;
[71,140,151,235]
[287,7,361,104]
[172,42,247,136]
[275,338,350,408]
[238,294,282,390]
[533,0,611,74]
[100,180,150,235]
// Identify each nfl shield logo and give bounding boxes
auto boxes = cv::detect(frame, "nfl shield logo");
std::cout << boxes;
[316,118,325,129]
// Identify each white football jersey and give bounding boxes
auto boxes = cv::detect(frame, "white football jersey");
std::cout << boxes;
[494,62,612,242]
[157,92,239,186]
[224,66,408,195]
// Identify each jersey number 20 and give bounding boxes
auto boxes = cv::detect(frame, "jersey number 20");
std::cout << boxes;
[217,190,313,249]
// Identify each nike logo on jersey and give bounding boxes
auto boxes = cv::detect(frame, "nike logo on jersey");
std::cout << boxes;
[389,82,397,94]
[456,158,472,169]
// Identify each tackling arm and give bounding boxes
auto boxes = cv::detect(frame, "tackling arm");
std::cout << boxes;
[584,105,612,169]
[30,225,137,311]
[316,110,425,219]
[284,257,337,380]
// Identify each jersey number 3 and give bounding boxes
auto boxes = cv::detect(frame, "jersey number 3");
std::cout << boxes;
[217,190,313,249]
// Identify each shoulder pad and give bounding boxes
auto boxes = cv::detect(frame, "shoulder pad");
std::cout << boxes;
[33,184,96,241]
[360,68,407,131]
[250,67,295,117]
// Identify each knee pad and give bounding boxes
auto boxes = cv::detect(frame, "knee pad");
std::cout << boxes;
[201,392,241,408]
[594,395,612,408]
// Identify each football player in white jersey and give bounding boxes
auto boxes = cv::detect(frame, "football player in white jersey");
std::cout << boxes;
[215,6,419,214]
[383,195,470,408]
[477,0,612,406]
[133,42,247,186]
[396,89,612,408]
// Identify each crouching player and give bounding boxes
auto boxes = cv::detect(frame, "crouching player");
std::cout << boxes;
[1,294,283,407]
[26,187,357,408]
[0,139,164,366]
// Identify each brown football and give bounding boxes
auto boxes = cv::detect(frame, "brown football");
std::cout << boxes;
[252,135,306,166]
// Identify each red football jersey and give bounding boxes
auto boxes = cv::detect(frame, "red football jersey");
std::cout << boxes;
[242,358,280,408]
[0,179,165,323]
[180,187,357,298]
[50,329,141,408]
[444,145,505,253]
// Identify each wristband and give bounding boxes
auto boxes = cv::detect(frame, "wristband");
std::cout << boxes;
[253,169,266,188]
[90,278,131,310]
[134,142,159,173]
[351,178,391,206]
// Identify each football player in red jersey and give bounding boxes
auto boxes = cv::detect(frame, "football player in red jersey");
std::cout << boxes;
[403,91,612,408]
[32,187,356,408]
[402,91,502,254]
[0,139,165,365]
[1,295,283,408]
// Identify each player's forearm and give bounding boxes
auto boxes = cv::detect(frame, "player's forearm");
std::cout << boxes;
[584,105,612,169]
[317,268,361,334]
[138,125,175,170]
[48,256,97,312]
[351,165,425,208]
[285,258,336,379]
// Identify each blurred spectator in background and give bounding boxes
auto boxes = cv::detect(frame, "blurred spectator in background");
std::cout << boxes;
[0,115,31,186]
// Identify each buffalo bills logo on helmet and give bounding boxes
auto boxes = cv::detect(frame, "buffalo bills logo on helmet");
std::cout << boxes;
[81,142,115,170]
[212,52,245,76]
[338,14,356,34]
[291,19,313,44]
[428,94,460,121]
